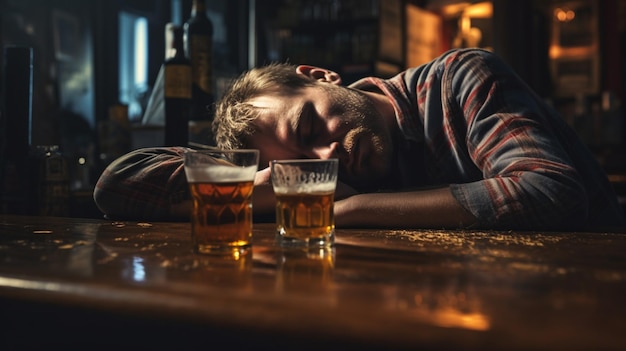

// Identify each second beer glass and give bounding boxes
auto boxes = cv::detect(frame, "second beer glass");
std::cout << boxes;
[184,149,259,255]
[271,159,338,248]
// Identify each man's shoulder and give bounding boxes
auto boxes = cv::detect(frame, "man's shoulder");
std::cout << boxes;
[436,48,495,61]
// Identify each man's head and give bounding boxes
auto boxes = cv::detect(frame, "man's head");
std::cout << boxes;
[212,63,395,189]
[213,63,317,150]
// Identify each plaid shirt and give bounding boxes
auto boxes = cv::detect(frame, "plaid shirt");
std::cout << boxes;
[94,48,624,230]
[94,146,191,220]
[350,48,623,230]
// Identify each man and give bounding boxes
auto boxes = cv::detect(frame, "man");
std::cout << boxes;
[94,48,624,231]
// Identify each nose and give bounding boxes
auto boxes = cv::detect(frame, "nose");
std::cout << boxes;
[310,142,339,160]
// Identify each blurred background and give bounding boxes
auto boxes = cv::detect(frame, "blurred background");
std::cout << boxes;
[1,0,625,218]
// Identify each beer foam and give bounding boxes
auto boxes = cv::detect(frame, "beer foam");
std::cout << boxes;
[185,164,257,182]
[271,162,337,194]
[273,182,336,194]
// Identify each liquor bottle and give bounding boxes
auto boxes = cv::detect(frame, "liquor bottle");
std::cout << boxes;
[163,24,191,146]
[184,0,215,125]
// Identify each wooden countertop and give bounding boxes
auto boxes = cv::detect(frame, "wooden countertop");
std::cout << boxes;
[1,214,626,350]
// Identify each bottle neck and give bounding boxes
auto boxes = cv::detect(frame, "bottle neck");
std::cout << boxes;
[170,26,185,59]
[191,0,206,17]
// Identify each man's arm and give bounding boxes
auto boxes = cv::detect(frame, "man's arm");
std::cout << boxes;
[333,186,477,229]
[95,148,279,221]
[93,147,191,221]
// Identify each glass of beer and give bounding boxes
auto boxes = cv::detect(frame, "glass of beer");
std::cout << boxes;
[183,149,259,255]
[270,159,338,248]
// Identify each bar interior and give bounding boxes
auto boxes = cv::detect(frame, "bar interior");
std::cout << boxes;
[1,0,626,349]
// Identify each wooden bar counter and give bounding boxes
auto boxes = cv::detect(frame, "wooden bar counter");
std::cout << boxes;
[1,214,626,350]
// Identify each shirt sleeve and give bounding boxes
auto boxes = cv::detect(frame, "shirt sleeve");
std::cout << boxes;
[93,147,191,221]
[442,50,589,229]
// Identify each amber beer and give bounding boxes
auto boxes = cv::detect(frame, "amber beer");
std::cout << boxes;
[184,150,259,254]
[275,191,335,240]
[271,159,338,247]
[188,179,254,253]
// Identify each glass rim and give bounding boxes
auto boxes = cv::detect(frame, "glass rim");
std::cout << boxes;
[271,158,338,164]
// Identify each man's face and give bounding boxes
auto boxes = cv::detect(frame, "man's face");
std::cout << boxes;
[247,84,394,188]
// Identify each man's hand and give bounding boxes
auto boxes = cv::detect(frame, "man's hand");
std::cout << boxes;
[254,166,271,185]
[252,167,358,214]
[252,167,275,215]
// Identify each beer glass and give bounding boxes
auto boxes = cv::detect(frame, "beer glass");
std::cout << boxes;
[270,159,338,247]
[184,149,259,254]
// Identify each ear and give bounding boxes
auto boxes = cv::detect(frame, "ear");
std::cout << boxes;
[296,65,342,85]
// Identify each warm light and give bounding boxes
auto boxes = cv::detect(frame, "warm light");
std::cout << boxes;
[464,2,492,18]
[430,308,491,331]
[460,15,471,33]
[440,2,471,18]
[405,292,491,331]
[555,8,576,22]
[439,1,492,19]
[449,2,491,49]
[549,45,594,59]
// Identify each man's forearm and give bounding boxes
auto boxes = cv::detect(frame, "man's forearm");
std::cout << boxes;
[333,186,477,229]
[172,185,477,228]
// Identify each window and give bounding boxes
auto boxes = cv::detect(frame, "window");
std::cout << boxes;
[118,12,148,122]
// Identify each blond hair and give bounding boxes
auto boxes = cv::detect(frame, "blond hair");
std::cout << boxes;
[212,63,316,150]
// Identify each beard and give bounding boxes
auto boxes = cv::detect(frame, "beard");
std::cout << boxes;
[323,85,394,190]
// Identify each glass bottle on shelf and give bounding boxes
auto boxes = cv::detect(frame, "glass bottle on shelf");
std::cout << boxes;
[184,0,214,123]
[163,24,191,147]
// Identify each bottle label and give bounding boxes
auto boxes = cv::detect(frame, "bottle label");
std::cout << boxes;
[190,35,213,94]
[164,65,192,99]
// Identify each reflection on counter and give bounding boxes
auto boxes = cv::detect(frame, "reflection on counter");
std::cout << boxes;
[276,247,336,294]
